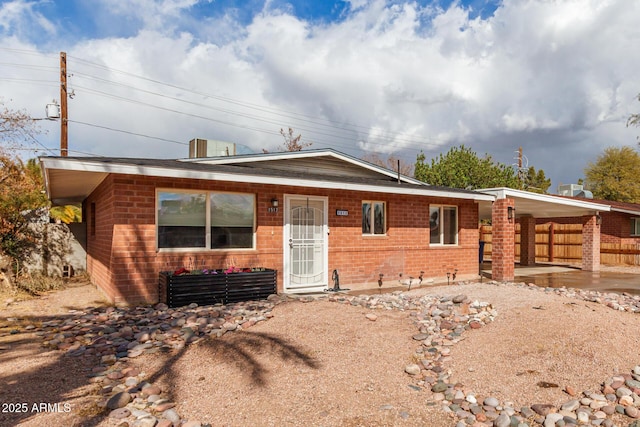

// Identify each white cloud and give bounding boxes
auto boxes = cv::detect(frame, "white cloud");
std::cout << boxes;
[0,0,56,38]
[1,0,639,188]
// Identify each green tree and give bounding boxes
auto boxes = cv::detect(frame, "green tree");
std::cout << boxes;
[50,205,82,224]
[0,155,48,262]
[0,102,49,271]
[523,166,551,194]
[414,145,520,189]
[584,146,640,202]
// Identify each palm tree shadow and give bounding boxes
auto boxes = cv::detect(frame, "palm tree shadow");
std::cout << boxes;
[1,291,321,427]
[146,330,321,389]
[52,326,322,427]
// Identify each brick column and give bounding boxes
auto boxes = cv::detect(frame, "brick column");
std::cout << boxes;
[492,198,515,281]
[519,216,536,266]
[582,214,601,272]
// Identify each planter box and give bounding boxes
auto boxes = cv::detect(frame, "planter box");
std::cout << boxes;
[159,269,277,308]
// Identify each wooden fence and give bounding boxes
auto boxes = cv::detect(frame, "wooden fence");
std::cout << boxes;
[479,224,640,266]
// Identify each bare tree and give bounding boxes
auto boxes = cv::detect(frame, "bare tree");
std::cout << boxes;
[362,153,414,176]
[280,127,312,151]
[629,93,640,143]
[263,127,313,153]
[0,99,41,154]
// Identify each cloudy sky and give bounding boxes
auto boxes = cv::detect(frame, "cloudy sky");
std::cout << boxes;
[1,0,639,191]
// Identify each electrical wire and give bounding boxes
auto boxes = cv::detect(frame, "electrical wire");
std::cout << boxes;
[68,119,189,146]
[2,48,452,157]
[71,68,441,147]
[67,55,452,148]
[69,81,442,154]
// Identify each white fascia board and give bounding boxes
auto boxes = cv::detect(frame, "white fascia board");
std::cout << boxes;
[477,187,611,211]
[612,207,640,216]
[42,158,493,202]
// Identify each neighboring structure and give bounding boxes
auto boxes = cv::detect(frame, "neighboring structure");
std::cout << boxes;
[24,222,86,277]
[40,149,494,305]
[583,199,640,245]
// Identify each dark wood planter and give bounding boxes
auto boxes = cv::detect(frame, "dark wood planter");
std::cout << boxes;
[159,269,277,308]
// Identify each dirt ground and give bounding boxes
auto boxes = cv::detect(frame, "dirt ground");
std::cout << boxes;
[1,272,639,426]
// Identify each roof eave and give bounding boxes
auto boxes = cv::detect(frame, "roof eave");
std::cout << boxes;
[40,157,493,203]
[477,187,611,212]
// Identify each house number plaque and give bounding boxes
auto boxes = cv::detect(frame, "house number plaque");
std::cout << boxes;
[336,209,349,216]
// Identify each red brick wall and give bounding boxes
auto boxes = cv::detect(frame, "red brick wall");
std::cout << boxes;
[519,216,536,266]
[491,198,515,281]
[581,215,600,271]
[85,174,480,305]
[600,211,640,244]
[84,175,116,301]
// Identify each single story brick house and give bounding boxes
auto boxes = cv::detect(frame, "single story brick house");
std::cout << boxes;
[40,149,496,305]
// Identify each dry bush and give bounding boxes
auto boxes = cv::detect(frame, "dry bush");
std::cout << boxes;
[14,273,66,295]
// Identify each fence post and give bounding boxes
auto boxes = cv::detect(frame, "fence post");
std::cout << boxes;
[549,223,554,262]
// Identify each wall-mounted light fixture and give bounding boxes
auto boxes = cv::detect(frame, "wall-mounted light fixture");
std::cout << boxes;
[507,206,515,220]
[596,214,602,226]
[271,198,279,208]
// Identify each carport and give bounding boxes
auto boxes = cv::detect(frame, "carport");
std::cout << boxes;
[477,188,611,281]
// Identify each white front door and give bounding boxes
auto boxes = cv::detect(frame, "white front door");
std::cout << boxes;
[284,195,328,293]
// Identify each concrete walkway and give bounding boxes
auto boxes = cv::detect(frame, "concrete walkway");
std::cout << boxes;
[483,262,640,295]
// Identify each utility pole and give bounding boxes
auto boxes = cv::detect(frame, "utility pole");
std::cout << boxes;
[518,146,523,189]
[60,51,68,157]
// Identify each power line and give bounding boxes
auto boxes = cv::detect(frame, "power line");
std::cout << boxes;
[68,82,445,154]
[68,119,189,146]
[71,70,447,149]
[2,50,454,157]
[66,54,452,148]
[0,77,58,87]
[0,47,58,59]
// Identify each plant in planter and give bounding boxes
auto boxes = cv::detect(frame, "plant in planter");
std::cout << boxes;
[159,266,277,308]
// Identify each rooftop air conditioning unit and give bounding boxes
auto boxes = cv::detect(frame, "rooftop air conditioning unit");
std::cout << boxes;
[188,139,236,158]
[557,184,593,198]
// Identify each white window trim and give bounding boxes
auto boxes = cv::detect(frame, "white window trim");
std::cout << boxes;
[156,188,256,252]
[631,218,640,236]
[362,200,386,236]
[429,204,458,246]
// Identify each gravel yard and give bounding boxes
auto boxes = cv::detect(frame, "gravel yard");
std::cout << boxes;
[1,267,640,427]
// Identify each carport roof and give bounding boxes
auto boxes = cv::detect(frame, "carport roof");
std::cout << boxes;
[477,187,611,220]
